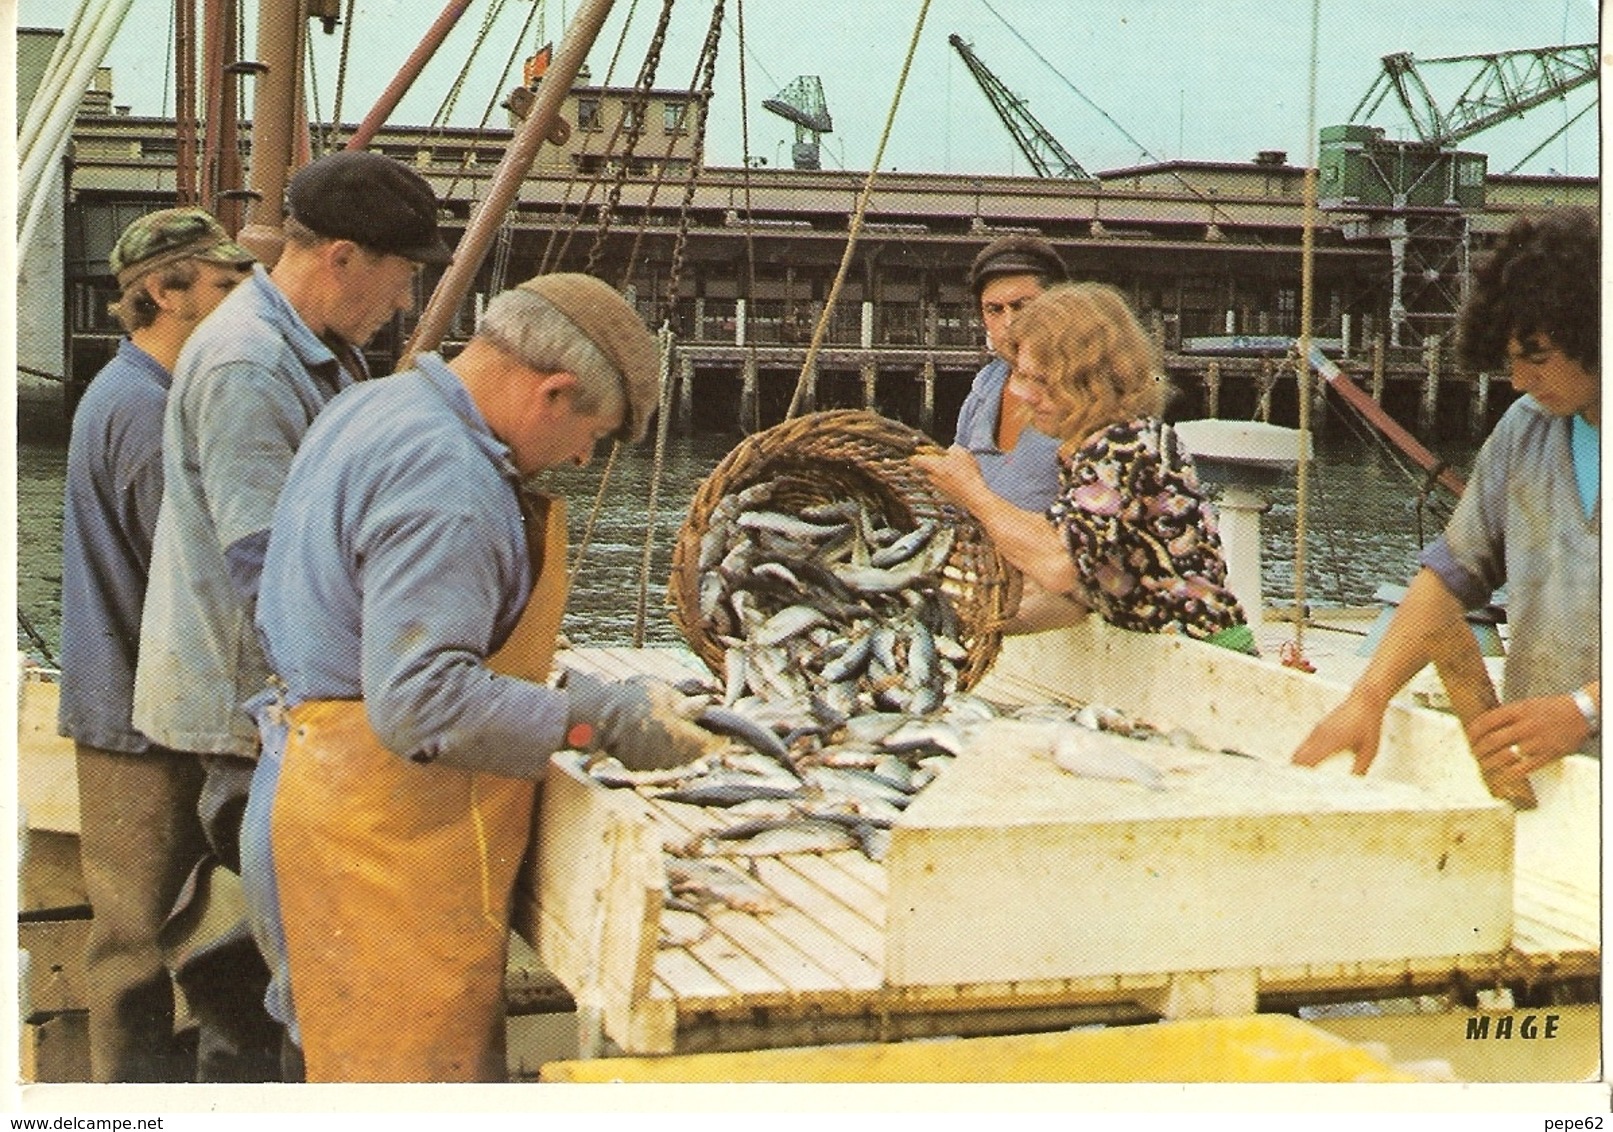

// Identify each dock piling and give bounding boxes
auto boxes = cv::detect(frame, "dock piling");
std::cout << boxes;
[676,354,693,435]
[920,360,936,434]
[740,351,759,433]
[1419,334,1441,436]
[1470,371,1490,440]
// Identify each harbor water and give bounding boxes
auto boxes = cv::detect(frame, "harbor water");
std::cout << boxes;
[14,424,1477,664]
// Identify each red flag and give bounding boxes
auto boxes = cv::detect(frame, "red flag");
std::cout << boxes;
[523,43,553,87]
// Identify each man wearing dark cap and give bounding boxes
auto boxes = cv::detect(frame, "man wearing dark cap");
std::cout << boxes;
[238,274,722,1082]
[130,151,451,1080]
[57,207,254,1082]
[954,235,1086,631]
[956,234,1069,511]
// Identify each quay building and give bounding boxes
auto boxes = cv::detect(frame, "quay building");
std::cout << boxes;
[19,43,1598,443]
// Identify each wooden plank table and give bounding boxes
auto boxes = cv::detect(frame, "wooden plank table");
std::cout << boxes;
[522,639,1599,1058]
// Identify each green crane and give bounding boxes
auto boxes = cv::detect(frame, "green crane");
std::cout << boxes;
[947,33,1093,180]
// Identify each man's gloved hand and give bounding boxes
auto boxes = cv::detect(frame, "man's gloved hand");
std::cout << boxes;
[560,670,723,771]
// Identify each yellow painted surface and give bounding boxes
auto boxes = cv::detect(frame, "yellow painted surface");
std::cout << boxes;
[1307,1004,1601,1084]
[539,1014,1414,1083]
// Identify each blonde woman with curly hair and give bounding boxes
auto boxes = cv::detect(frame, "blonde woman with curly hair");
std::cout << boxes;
[913,282,1254,653]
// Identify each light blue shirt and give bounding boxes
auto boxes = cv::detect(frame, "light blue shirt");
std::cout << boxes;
[1572,413,1598,518]
[134,265,359,756]
[58,339,169,751]
[953,356,1064,513]
[1419,395,1599,748]
[254,354,571,776]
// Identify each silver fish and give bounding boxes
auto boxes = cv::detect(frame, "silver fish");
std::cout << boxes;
[831,562,929,594]
[1051,726,1166,791]
[655,781,805,807]
[696,704,804,780]
[879,718,966,757]
[736,510,852,544]
[870,520,939,568]
[821,631,875,683]
[718,540,754,583]
[706,816,861,856]
[723,648,748,706]
[751,560,804,591]
[803,765,912,808]
[698,526,729,571]
[797,499,861,525]
[754,604,832,647]
[665,856,780,914]
[841,711,912,744]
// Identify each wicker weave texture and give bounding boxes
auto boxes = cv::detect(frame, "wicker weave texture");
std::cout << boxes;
[668,410,1012,690]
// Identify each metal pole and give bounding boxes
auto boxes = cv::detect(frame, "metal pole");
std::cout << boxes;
[175,0,199,203]
[342,0,475,152]
[401,0,618,368]
[236,0,305,266]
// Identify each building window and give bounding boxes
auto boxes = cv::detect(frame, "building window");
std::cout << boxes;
[577,98,600,131]
[663,101,687,133]
[622,103,639,132]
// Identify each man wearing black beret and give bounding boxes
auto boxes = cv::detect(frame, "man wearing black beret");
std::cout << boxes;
[131,150,451,1081]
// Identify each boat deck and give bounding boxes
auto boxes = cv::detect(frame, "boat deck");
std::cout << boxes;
[524,642,1599,1058]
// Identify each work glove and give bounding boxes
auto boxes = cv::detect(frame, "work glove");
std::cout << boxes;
[560,669,723,772]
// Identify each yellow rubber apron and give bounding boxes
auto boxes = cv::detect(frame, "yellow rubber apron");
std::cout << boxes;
[270,492,567,1082]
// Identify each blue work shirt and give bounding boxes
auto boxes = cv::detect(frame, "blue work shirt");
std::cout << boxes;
[1419,395,1599,748]
[255,353,571,776]
[134,265,357,756]
[953,356,1064,512]
[57,339,169,751]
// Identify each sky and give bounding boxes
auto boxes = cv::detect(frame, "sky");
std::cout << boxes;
[11,0,1604,177]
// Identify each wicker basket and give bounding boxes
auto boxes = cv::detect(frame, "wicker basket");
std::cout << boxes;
[668,409,1014,690]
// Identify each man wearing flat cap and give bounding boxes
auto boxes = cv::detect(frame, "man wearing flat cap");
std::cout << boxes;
[952,235,1086,631]
[130,151,451,1079]
[238,274,724,1082]
[58,207,254,1082]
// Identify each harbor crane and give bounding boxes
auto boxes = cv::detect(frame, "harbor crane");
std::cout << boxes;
[763,76,833,170]
[1319,42,1597,348]
[1349,44,1597,163]
[946,33,1094,180]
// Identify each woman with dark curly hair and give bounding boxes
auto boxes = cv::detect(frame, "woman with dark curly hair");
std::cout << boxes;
[1294,207,1599,785]
[912,281,1255,653]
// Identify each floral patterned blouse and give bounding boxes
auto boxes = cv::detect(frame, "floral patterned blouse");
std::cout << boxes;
[1048,416,1249,641]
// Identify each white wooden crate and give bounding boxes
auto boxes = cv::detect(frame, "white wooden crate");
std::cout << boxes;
[884,718,1513,986]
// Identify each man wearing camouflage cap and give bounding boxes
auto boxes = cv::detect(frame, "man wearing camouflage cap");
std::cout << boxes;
[57,207,254,1082]
[238,274,723,1082]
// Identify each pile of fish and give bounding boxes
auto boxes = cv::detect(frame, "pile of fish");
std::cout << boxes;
[691,480,970,717]
[600,478,1248,941]
[587,674,1249,943]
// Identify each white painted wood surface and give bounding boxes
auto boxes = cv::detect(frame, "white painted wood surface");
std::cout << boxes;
[883,716,1513,985]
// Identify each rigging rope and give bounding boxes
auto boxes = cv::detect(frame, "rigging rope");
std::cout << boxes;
[632,327,679,646]
[305,31,325,152]
[441,0,547,203]
[733,0,759,332]
[1290,0,1322,662]
[787,0,933,420]
[163,0,175,119]
[327,0,357,151]
[428,0,510,135]
[538,0,645,275]
[978,0,1235,229]
[628,0,725,309]
[629,3,727,635]
[583,0,677,278]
